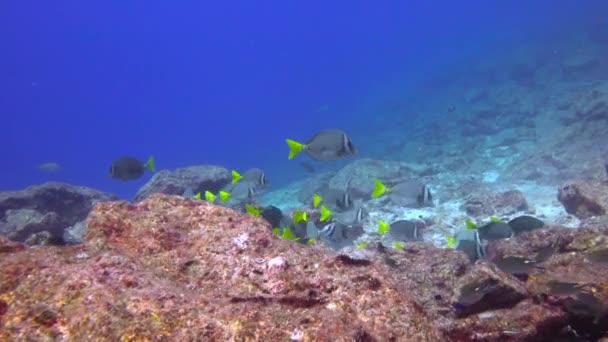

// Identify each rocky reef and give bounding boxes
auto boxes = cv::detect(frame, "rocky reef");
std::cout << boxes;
[1,194,607,340]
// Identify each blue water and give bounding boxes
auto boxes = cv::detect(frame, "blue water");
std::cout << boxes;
[2,1,606,199]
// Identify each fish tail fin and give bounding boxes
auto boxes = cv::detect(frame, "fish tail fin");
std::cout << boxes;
[371,179,387,198]
[144,156,156,172]
[204,191,216,203]
[231,170,242,184]
[286,139,305,160]
[219,191,231,203]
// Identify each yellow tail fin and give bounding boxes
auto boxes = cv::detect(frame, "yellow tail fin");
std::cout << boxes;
[286,139,305,160]
[204,191,216,203]
[144,156,156,172]
[371,179,387,198]
[219,191,231,203]
[231,170,242,184]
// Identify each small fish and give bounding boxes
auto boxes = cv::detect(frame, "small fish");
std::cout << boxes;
[493,256,539,275]
[321,189,353,212]
[317,222,364,249]
[319,205,332,222]
[371,179,432,207]
[545,280,590,296]
[36,162,61,172]
[245,204,260,217]
[312,193,322,208]
[457,278,500,306]
[306,238,315,245]
[454,229,485,262]
[109,156,155,181]
[225,181,257,203]
[477,222,513,241]
[508,215,545,235]
[587,248,608,266]
[286,129,356,161]
[241,168,267,188]
[562,292,607,324]
[377,220,389,235]
[293,210,307,224]
[388,220,421,241]
[261,206,283,229]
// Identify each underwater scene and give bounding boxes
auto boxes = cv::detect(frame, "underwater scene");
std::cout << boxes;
[3,1,608,340]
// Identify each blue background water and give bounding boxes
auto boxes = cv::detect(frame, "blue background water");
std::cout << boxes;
[2,1,605,199]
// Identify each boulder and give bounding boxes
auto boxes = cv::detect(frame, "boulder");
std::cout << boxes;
[134,165,231,202]
[328,158,414,198]
[2,194,607,340]
[0,182,115,244]
[0,194,443,341]
[558,180,607,219]
[462,189,529,218]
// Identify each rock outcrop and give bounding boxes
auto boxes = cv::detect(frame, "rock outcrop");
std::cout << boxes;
[0,182,116,244]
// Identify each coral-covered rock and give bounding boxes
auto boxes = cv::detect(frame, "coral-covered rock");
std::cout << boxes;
[0,182,116,244]
[2,195,608,340]
[558,180,607,219]
[462,189,529,218]
[134,165,231,202]
[0,194,442,341]
[328,158,414,198]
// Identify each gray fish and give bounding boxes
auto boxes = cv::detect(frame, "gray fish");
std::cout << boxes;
[563,292,607,324]
[317,221,364,249]
[109,156,155,181]
[389,180,433,207]
[546,280,590,296]
[334,206,368,225]
[493,256,539,274]
[388,220,421,241]
[477,222,513,241]
[225,180,257,203]
[321,189,353,212]
[287,129,356,161]
[241,168,267,188]
[36,162,61,172]
[457,278,500,306]
[508,215,544,235]
[587,248,608,265]
[454,229,485,262]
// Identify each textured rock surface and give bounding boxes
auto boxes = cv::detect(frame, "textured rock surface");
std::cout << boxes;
[0,195,442,341]
[1,194,607,340]
[461,189,529,218]
[558,180,608,219]
[0,182,116,244]
[134,165,231,202]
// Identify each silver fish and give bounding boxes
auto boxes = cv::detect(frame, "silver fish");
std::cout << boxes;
[303,129,356,161]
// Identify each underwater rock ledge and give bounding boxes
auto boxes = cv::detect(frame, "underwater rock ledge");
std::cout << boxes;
[1,194,607,341]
